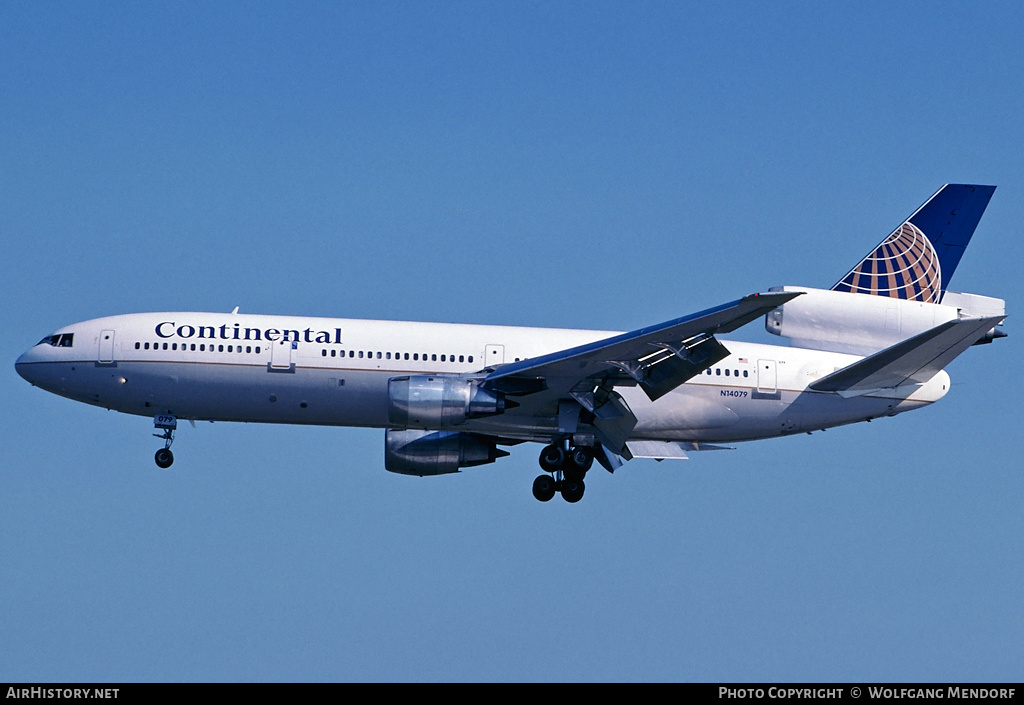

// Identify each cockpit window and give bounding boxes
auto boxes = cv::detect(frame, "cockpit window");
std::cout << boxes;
[37,333,74,347]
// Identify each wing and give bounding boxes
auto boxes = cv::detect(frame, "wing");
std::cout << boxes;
[480,291,800,454]
[484,292,799,400]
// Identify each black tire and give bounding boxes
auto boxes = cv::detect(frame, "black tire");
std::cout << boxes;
[539,444,565,472]
[569,447,594,472]
[532,474,556,502]
[560,479,585,503]
[154,448,174,469]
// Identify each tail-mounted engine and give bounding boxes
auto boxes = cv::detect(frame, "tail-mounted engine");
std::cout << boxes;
[385,429,509,476]
[765,286,1005,356]
[388,375,506,428]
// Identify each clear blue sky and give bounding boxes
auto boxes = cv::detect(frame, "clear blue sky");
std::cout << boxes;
[2,1,1022,682]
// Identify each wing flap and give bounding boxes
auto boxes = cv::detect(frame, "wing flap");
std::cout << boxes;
[615,335,730,401]
[591,391,638,454]
[627,440,691,459]
[809,315,1002,392]
[624,440,735,460]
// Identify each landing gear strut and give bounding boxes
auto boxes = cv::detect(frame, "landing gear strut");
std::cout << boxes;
[533,442,594,503]
[153,414,177,468]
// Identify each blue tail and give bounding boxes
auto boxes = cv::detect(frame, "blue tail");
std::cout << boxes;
[831,184,995,303]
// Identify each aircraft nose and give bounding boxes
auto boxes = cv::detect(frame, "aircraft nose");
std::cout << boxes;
[15,349,40,385]
[16,353,31,383]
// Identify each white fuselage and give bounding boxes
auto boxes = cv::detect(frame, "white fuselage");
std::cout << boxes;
[15,311,949,445]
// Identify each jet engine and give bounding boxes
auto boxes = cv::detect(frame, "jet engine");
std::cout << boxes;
[384,429,509,476]
[764,286,1004,356]
[388,375,506,428]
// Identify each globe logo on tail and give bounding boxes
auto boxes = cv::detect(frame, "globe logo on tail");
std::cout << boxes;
[832,222,941,303]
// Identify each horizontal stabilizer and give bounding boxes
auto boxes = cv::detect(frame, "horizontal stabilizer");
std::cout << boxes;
[809,316,1003,393]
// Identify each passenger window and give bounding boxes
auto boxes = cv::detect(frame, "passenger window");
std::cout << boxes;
[135,342,140,350]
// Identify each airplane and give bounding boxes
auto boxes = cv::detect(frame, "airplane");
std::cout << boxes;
[15,184,1006,503]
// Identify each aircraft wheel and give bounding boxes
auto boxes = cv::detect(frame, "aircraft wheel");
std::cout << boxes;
[569,447,594,472]
[532,475,556,502]
[154,448,174,469]
[561,479,585,503]
[539,444,565,472]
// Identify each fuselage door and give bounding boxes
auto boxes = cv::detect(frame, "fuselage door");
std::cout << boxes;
[757,359,777,393]
[98,330,115,363]
[270,339,296,371]
[485,344,505,367]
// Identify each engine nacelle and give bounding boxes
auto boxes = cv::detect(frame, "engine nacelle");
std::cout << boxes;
[764,286,996,355]
[388,375,505,428]
[385,429,509,476]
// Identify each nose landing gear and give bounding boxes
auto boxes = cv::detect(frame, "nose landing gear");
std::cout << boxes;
[153,414,177,468]
[533,442,594,503]
[154,446,174,468]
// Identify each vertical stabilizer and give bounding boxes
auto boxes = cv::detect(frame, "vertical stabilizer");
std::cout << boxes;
[831,184,995,303]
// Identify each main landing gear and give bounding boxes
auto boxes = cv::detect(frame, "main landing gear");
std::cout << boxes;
[153,414,177,468]
[532,443,594,503]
